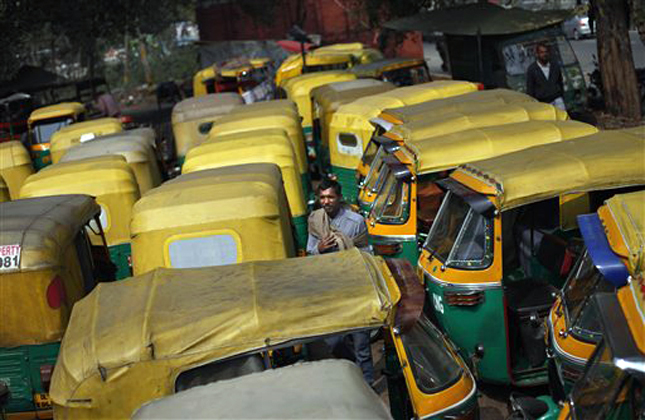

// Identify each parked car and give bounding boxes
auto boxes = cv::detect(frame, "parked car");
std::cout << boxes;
[563,15,592,40]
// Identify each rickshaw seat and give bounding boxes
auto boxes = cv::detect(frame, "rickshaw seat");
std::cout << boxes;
[505,279,556,315]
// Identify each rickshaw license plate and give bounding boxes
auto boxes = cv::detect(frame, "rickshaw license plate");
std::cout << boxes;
[34,392,52,409]
[0,244,21,270]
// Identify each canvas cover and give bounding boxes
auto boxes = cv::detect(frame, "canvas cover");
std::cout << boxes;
[406,120,597,174]
[50,250,397,419]
[603,191,645,274]
[133,360,392,419]
[351,57,426,78]
[28,102,84,124]
[452,129,645,211]
[50,118,123,163]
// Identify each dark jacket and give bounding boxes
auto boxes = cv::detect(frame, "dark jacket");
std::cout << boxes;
[526,61,564,103]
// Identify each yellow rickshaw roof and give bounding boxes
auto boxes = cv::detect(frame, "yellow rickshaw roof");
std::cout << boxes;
[333,80,481,128]
[210,112,299,135]
[60,135,152,164]
[350,58,426,78]
[220,62,254,77]
[387,101,568,141]
[282,71,356,98]
[91,127,156,148]
[0,140,32,169]
[228,99,298,116]
[133,360,392,420]
[312,79,394,109]
[381,88,534,122]
[172,93,243,123]
[131,163,287,235]
[0,195,99,272]
[51,249,396,405]
[313,42,365,53]
[452,129,645,211]
[20,155,139,198]
[603,191,645,273]
[50,117,122,142]
[249,57,271,68]
[28,102,85,124]
[194,66,217,81]
[405,120,598,174]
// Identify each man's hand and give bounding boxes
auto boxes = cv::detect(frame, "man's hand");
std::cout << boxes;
[317,236,337,254]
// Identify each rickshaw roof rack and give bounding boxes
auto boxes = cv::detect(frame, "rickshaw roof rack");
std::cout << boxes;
[350,57,426,77]
[602,191,645,274]
[0,194,99,272]
[133,360,393,420]
[452,128,645,211]
[28,102,84,123]
[384,3,572,36]
[172,93,243,123]
[406,120,597,175]
[51,249,396,405]
[131,163,288,233]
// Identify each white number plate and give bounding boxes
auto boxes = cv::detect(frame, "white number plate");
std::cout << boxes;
[0,244,21,270]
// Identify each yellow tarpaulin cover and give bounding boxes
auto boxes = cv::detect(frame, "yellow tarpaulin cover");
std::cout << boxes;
[51,249,397,420]
[208,112,307,175]
[130,163,295,275]
[453,129,645,211]
[50,118,123,163]
[0,195,99,346]
[0,140,34,199]
[183,129,306,217]
[351,57,427,78]
[387,102,568,142]
[405,120,598,174]
[227,99,298,118]
[28,102,84,124]
[282,71,357,128]
[381,88,535,124]
[0,177,8,202]
[20,155,140,246]
[604,191,645,273]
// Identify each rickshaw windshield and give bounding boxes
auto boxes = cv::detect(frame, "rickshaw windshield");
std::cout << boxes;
[562,250,615,344]
[424,191,493,269]
[364,147,388,192]
[373,170,410,225]
[361,127,387,165]
[401,315,463,393]
[32,116,73,144]
[570,339,633,420]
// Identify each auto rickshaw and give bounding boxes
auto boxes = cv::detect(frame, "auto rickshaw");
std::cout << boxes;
[171,92,243,164]
[0,92,32,142]
[364,120,598,264]
[328,80,482,202]
[133,360,393,419]
[419,129,645,386]
[207,108,311,200]
[359,88,535,178]
[49,117,123,164]
[182,129,308,253]
[20,155,140,280]
[351,58,431,86]
[0,194,109,419]
[192,65,217,97]
[281,71,357,159]
[0,140,34,199]
[508,282,645,420]
[50,249,478,420]
[130,163,296,275]
[311,79,395,173]
[545,190,645,396]
[59,132,162,194]
[357,101,570,213]
[27,102,85,170]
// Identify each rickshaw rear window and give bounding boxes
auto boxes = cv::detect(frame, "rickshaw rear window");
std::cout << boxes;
[168,234,238,268]
[424,192,493,269]
[401,315,463,394]
[32,116,73,144]
[570,339,632,420]
[562,250,615,344]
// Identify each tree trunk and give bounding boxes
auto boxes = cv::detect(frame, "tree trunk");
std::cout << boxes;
[138,35,153,85]
[595,0,641,119]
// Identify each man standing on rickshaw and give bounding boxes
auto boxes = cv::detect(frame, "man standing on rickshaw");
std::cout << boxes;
[307,179,374,385]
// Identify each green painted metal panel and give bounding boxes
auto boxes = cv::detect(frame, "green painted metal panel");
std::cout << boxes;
[292,214,308,255]
[109,242,132,280]
[330,166,358,204]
